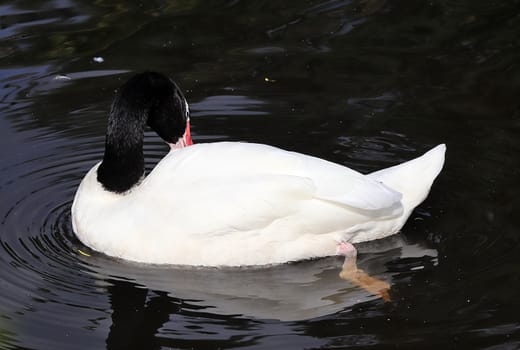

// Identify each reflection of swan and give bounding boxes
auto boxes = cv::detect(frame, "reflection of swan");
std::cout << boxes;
[84,234,437,321]
[71,72,445,268]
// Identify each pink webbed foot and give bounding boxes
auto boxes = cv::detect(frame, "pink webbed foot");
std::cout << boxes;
[336,242,357,258]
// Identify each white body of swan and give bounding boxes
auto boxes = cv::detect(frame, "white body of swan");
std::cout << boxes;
[72,141,445,266]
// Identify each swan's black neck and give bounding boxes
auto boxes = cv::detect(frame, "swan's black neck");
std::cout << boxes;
[97,72,189,193]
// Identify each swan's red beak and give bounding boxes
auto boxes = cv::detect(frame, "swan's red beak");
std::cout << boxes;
[170,119,194,150]
[184,119,193,146]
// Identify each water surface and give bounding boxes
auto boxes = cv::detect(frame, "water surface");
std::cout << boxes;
[1,1,519,349]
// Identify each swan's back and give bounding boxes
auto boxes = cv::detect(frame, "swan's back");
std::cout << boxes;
[149,142,403,211]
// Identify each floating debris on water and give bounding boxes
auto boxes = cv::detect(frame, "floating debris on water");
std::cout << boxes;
[54,74,72,81]
[78,249,91,257]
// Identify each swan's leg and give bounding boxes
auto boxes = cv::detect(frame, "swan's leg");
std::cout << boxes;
[337,242,391,302]
[336,242,357,257]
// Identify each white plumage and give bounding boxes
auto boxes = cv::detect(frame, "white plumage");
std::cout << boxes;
[72,141,446,266]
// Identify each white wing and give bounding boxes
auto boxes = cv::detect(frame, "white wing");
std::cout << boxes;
[136,142,403,236]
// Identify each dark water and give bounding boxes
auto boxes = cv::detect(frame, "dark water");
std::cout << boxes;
[1,1,519,349]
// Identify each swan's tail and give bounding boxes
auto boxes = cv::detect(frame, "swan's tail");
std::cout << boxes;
[368,144,446,226]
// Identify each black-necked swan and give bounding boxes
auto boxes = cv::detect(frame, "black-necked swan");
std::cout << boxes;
[71,72,445,270]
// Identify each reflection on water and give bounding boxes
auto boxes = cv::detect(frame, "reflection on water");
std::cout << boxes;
[1,0,519,349]
[83,235,437,322]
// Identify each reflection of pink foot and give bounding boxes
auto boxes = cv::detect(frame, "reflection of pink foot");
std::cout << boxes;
[337,242,357,258]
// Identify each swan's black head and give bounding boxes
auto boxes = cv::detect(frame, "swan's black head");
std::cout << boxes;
[97,72,190,193]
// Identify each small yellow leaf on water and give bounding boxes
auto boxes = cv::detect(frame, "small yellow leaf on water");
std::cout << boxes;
[264,77,277,83]
[78,249,91,257]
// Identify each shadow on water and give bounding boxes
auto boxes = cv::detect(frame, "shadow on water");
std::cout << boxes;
[1,0,520,349]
